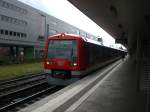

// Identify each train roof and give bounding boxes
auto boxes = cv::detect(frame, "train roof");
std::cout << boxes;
[48,33,126,52]
[48,33,101,45]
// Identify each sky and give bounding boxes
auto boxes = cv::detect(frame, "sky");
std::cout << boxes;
[18,0,125,49]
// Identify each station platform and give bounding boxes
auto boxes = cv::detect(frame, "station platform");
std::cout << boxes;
[19,56,146,112]
[65,56,146,112]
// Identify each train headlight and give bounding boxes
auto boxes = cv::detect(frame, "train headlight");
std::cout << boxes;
[46,61,50,65]
[72,62,77,66]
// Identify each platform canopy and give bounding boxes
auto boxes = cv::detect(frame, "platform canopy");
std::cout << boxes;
[68,0,150,47]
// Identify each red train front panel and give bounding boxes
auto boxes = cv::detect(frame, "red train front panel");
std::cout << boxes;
[44,34,86,81]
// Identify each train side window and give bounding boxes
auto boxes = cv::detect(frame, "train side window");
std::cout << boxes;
[85,43,90,64]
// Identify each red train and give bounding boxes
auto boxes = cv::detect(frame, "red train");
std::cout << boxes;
[44,33,125,85]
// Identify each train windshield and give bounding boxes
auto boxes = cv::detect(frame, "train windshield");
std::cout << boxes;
[48,40,77,61]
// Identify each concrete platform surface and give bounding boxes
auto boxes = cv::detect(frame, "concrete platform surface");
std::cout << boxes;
[66,57,146,112]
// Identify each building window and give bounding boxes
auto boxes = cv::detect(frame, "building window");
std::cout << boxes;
[5,30,8,35]
[0,29,4,34]
[13,32,16,36]
[70,29,77,34]
[0,15,28,26]
[86,34,90,39]
[80,32,86,37]
[76,30,80,35]
[17,32,20,37]
[49,29,57,35]
[37,35,44,41]
[23,33,27,38]
[0,1,28,15]
[24,22,27,25]
[21,33,24,38]
[9,3,13,9]
[2,1,6,7]
[9,31,13,36]
[0,15,3,20]
[6,2,9,8]
[0,29,27,38]
[49,21,57,25]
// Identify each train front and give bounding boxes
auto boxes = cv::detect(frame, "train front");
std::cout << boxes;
[44,33,85,85]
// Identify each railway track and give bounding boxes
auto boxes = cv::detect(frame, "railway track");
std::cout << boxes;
[0,73,63,112]
[0,85,62,112]
[0,72,45,93]
[0,72,45,86]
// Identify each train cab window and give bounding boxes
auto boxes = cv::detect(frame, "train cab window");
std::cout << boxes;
[48,40,77,61]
